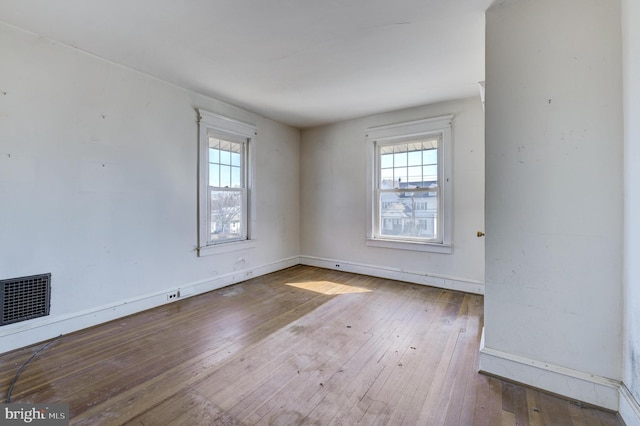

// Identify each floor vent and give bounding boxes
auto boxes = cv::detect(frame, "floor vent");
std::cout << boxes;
[0,273,51,326]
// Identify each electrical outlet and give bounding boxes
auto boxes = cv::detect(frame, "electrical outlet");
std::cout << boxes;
[166,291,179,301]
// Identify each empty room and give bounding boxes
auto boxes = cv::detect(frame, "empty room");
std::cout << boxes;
[1,0,639,425]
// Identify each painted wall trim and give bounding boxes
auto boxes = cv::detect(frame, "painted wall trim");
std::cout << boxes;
[479,333,620,410]
[0,256,300,355]
[299,255,484,295]
[620,384,640,426]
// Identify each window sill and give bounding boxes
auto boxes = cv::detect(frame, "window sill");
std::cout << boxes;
[198,240,256,257]
[366,238,452,254]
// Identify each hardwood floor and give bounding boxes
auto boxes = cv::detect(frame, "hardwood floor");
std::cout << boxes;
[0,266,624,425]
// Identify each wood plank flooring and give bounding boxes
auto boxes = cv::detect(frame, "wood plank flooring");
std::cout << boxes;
[0,266,624,425]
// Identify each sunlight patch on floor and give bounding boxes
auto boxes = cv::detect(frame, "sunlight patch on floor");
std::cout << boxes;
[286,281,372,295]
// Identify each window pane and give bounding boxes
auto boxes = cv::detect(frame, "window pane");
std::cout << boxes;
[209,147,219,163]
[380,168,394,187]
[394,151,407,167]
[209,164,219,187]
[407,166,422,184]
[220,165,231,187]
[394,168,407,186]
[408,150,422,166]
[381,153,394,168]
[379,191,438,240]
[423,165,437,181]
[210,189,243,242]
[231,166,241,188]
[220,149,231,165]
[424,149,437,164]
[231,151,241,167]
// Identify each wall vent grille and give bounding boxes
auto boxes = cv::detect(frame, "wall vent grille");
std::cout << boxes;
[0,273,51,326]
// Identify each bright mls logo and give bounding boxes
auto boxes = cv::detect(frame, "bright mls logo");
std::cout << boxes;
[1,404,68,425]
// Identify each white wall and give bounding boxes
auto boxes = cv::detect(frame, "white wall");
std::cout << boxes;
[300,97,485,293]
[622,0,640,423]
[0,23,300,353]
[481,0,623,410]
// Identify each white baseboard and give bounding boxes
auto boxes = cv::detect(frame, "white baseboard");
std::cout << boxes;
[299,255,484,295]
[620,384,640,426]
[479,331,620,411]
[0,256,299,354]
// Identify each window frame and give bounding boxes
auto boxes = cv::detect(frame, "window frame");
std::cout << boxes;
[366,115,453,254]
[197,110,256,257]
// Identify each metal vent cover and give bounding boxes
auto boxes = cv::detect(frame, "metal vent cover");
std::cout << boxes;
[0,273,51,326]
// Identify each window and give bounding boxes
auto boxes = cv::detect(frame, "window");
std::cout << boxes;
[198,110,256,256]
[366,115,453,253]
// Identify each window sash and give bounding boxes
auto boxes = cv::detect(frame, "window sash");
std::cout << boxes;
[376,138,440,184]
[374,138,443,243]
[375,187,441,243]
[205,134,248,246]
[208,187,247,243]
[208,137,245,189]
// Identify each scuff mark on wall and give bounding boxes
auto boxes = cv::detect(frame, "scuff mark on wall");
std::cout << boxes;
[234,257,248,271]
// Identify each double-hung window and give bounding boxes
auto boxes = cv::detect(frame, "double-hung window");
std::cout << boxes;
[366,115,453,253]
[198,110,256,256]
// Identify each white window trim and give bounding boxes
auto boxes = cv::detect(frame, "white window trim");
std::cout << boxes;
[197,109,257,257]
[365,115,453,254]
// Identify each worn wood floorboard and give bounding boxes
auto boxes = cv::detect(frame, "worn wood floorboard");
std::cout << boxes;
[0,266,624,425]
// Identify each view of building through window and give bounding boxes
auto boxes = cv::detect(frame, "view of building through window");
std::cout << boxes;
[208,137,245,242]
[378,138,439,241]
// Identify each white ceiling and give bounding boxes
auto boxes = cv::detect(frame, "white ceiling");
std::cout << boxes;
[0,0,491,128]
